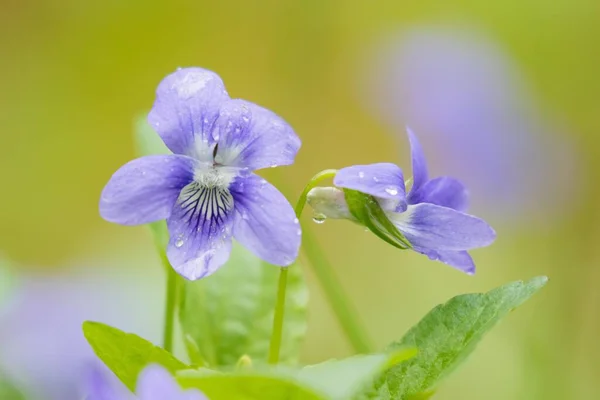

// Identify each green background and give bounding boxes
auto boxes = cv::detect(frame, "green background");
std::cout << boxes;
[1,0,599,398]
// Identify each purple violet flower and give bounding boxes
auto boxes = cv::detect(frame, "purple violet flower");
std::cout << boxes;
[100,68,302,280]
[307,129,496,274]
[86,364,206,400]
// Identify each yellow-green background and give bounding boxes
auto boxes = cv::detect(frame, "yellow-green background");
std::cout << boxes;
[1,0,599,398]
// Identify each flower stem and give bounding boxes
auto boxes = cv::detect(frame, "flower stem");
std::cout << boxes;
[162,254,178,353]
[268,266,289,364]
[268,169,373,363]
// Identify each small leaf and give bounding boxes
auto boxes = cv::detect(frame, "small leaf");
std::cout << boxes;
[180,244,308,367]
[133,115,169,157]
[364,277,547,399]
[344,189,411,250]
[0,373,26,400]
[178,371,327,400]
[82,321,189,391]
[296,349,416,399]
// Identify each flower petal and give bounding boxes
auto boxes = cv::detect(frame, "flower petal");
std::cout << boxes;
[334,163,407,211]
[166,181,235,280]
[417,249,475,275]
[85,364,133,400]
[136,365,206,400]
[229,174,300,266]
[213,99,300,170]
[409,176,469,212]
[406,127,429,197]
[148,68,230,159]
[388,203,495,251]
[100,155,196,225]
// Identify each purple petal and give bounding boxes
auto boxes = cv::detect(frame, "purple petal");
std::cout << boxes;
[389,203,495,251]
[406,127,429,198]
[166,181,235,280]
[409,176,469,212]
[136,365,206,400]
[229,174,300,266]
[148,68,230,159]
[213,99,300,170]
[85,364,132,400]
[417,249,475,275]
[333,163,407,211]
[100,155,196,225]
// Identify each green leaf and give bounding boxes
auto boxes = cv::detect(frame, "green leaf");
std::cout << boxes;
[0,373,26,400]
[343,189,411,250]
[0,255,16,308]
[364,277,548,399]
[180,243,308,367]
[133,115,169,157]
[296,349,416,400]
[178,371,326,400]
[82,321,189,391]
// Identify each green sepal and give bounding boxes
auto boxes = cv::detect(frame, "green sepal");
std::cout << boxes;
[343,189,412,250]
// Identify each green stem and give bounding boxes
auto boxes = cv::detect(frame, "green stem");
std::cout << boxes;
[301,228,372,353]
[268,169,373,363]
[268,266,289,364]
[163,255,178,353]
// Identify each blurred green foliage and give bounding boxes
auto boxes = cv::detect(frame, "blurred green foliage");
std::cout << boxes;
[1,0,599,398]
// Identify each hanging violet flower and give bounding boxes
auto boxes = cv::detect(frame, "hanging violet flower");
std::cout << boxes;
[99,68,302,280]
[307,128,496,274]
[86,363,206,400]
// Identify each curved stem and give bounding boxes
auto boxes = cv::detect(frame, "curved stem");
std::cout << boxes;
[268,169,373,363]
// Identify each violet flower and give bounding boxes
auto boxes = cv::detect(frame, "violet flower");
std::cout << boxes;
[100,68,302,280]
[87,364,206,400]
[307,129,495,274]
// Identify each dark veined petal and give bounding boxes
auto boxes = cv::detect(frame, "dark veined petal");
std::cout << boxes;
[148,68,230,160]
[409,176,469,212]
[136,365,206,400]
[99,155,196,225]
[388,203,495,251]
[416,248,476,275]
[334,163,407,212]
[229,174,300,266]
[213,99,301,170]
[166,181,235,280]
[406,127,429,199]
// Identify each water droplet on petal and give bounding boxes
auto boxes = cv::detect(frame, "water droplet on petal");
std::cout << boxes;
[260,179,267,185]
[175,239,184,248]
[373,176,379,182]
[296,228,302,235]
[385,187,398,196]
[293,218,299,224]
[270,164,278,168]
[312,213,327,224]
[358,171,365,178]
[242,116,250,123]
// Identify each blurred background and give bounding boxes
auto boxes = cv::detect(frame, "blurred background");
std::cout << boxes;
[1,0,599,398]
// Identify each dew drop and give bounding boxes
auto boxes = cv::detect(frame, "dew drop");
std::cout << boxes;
[260,179,267,185]
[373,177,379,182]
[175,239,184,248]
[312,213,327,224]
[270,164,278,168]
[358,171,365,178]
[242,116,250,123]
[385,187,398,196]
[293,218,299,224]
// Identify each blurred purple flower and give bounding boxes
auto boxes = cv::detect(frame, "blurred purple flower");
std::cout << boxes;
[365,25,579,219]
[309,129,495,274]
[100,67,301,280]
[0,266,162,400]
[86,364,206,400]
